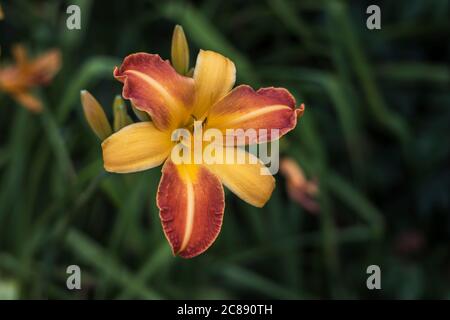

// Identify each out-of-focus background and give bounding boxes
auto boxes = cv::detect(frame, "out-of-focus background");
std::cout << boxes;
[0,0,449,299]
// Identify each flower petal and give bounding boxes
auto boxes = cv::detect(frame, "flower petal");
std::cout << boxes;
[157,160,224,258]
[29,49,61,85]
[205,146,275,207]
[114,53,195,131]
[192,50,236,119]
[206,85,304,145]
[12,45,29,69]
[0,66,24,92]
[102,122,173,173]
[13,91,42,112]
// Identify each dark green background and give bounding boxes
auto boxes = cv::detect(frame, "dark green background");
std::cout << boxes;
[0,0,449,299]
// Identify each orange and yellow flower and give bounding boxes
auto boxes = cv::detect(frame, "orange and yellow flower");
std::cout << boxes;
[0,45,61,112]
[99,28,305,258]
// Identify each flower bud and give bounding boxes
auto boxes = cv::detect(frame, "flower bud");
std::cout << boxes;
[171,25,190,75]
[113,95,133,131]
[280,158,320,213]
[81,90,112,140]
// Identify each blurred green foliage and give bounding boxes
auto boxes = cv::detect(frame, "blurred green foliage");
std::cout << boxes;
[0,0,449,299]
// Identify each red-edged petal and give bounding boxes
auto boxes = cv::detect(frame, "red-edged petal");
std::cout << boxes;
[114,53,195,131]
[206,85,305,145]
[157,160,225,258]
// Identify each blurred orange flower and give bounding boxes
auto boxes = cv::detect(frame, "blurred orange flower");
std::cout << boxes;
[280,158,320,213]
[0,45,61,112]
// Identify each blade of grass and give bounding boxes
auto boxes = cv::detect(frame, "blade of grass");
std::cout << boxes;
[378,63,450,84]
[57,57,120,122]
[117,243,173,299]
[65,229,163,299]
[327,1,411,146]
[219,264,304,299]
[40,105,77,182]
[327,172,385,238]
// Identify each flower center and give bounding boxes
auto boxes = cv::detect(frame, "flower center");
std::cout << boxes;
[176,115,208,149]
[183,114,208,133]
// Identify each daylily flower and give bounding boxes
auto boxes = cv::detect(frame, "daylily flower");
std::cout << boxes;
[0,45,61,112]
[101,30,305,258]
[280,158,319,213]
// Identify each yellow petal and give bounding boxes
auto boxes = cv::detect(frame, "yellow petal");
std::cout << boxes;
[102,122,173,173]
[192,50,235,119]
[205,147,275,207]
